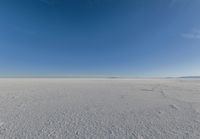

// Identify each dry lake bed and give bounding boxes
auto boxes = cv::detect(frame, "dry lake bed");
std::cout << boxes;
[0,78,200,139]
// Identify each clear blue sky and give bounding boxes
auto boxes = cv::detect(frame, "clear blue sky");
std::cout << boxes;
[0,0,200,77]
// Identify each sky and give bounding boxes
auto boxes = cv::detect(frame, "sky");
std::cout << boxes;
[0,0,200,77]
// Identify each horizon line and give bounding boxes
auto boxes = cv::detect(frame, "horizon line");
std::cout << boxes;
[0,75,199,79]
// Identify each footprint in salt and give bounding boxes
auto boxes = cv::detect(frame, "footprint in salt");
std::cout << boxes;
[0,121,4,128]
[0,120,5,136]
[141,89,153,92]
[131,133,144,139]
[169,104,178,110]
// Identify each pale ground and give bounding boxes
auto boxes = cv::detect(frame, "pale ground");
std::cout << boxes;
[0,78,200,139]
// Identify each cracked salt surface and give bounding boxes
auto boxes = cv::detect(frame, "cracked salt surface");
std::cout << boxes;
[0,78,200,139]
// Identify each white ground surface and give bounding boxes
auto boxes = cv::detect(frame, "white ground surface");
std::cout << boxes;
[0,78,200,139]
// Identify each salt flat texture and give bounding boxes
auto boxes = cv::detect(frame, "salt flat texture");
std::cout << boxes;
[0,78,200,139]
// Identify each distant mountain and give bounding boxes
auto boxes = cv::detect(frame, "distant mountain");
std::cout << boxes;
[180,76,200,79]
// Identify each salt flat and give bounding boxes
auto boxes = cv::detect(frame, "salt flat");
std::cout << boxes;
[0,78,200,139]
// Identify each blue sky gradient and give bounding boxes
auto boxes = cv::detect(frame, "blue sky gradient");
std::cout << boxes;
[0,0,200,77]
